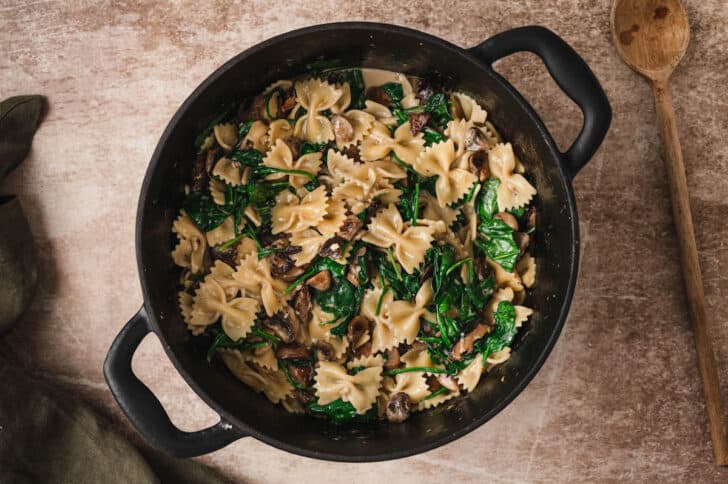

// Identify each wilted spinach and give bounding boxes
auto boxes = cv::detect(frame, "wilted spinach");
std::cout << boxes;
[475,300,516,360]
[307,398,376,424]
[424,93,452,126]
[475,178,519,272]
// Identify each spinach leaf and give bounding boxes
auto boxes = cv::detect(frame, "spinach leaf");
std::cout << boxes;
[424,93,452,126]
[478,300,517,359]
[314,274,359,335]
[307,398,375,424]
[423,127,447,146]
[395,170,421,225]
[285,256,346,293]
[205,326,266,363]
[373,250,420,300]
[238,120,254,138]
[475,178,500,220]
[184,192,228,231]
[341,69,366,109]
[475,236,519,273]
[379,82,404,103]
[229,149,264,167]
[508,206,525,218]
[194,111,228,147]
[478,217,514,239]
[300,141,328,155]
[247,180,289,225]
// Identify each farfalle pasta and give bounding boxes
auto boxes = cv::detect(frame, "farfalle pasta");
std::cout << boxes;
[172,68,537,424]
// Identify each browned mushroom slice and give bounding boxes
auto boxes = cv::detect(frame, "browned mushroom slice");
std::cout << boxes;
[352,340,372,359]
[419,264,433,285]
[337,215,364,241]
[279,265,306,282]
[288,364,313,388]
[331,114,355,145]
[408,112,431,135]
[204,147,219,173]
[293,285,312,324]
[262,315,295,344]
[386,392,411,423]
[474,257,490,281]
[451,324,491,360]
[366,85,392,106]
[494,211,519,231]
[279,87,297,117]
[319,238,344,259]
[525,207,536,231]
[275,343,312,360]
[464,127,490,151]
[515,232,531,257]
[347,315,371,349]
[384,347,401,370]
[306,270,331,291]
[191,151,208,192]
[269,253,294,277]
[209,244,238,268]
[315,341,336,361]
[437,375,460,392]
[468,150,489,181]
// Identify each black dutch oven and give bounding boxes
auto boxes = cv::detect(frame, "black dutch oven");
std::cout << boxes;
[104,22,610,461]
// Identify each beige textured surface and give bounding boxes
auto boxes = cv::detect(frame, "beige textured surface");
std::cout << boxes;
[2,0,728,482]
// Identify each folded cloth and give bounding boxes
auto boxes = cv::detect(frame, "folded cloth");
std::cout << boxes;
[0,96,230,483]
[0,354,231,484]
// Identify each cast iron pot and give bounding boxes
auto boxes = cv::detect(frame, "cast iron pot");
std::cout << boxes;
[104,22,610,461]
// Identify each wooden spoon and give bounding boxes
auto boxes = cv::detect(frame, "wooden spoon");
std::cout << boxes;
[611,0,728,465]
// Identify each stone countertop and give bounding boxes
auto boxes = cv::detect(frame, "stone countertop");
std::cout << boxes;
[2,0,727,482]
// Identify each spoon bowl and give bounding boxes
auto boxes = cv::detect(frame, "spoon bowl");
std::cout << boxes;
[611,0,690,81]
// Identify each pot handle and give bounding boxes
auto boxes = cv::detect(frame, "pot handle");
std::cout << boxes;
[468,26,611,179]
[103,306,246,457]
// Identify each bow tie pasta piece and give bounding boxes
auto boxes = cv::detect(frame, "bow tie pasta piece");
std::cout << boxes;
[456,357,484,393]
[328,150,402,213]
[172,211,208,274]
[332,110,375,149]
[241,342,278,371]
[207,260,242,300]
[213,123,238,151]
[400,346,445,375]
[363,100,398,126]
[330,81,351,114]
[240,120,269,152]
[487,258,524,292]
[212,157,244,186]
[309,304,349,359]
[190,278,259,340]
[420,191,460,229]
[290,228,330,266]
[516,255,536,288]
[488,143,537,211]
[360,121,425,166]
[205,216,237,247]
[387,279,435,344]
[362,204,443,274]
[445,118,474,166]
[417,387,459,411]
[267,119,294,147]
[450,92,487,125]
[232,253,288,317]
[314,361,383,414]
[293,78,343,143]
[263,139,322,188]
[318,198,347,238]
[219,350,293,404]
[347,354,385,370]
[370,159,408,181]
[384,372,430,404]
[515,305,533,328]
[271,186,329,235]
[209,177,227,205]
[485,347,512,369]
[413,139,478,207]
[361,284,396,353]
[178,291,198,333]
[327,150,377,188]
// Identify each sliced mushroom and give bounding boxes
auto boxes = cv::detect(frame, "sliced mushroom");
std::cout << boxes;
[191,151,208,192]
[269,253,294,277]
[468,150,489,181]
[515,232,531,257]
[408,112,431,135]
[315,341,336,361]
[384,347,401,370]
[276,343,312,360]
[319,238,344,259]
[279,265,306,282]
[293,285,312,324]
[209,244,237,267]
[525,207,536,232]
[283,304,301,334]
[352,340,372,359]
[288,364,313,388]
[419,264,433,285]
[279,87,297,117]
[474,257,490,281]
[386,392,411,423]
[262,315,295,344]
[337,215,364,241]
[464,127,489,151]
[306,270,331,291]
[366,86,392,106]
[451,324,492,360]
[437,375,460,392]
[331,114,354,145]
[204,148,219,173]
[494,212,519,231]
[347,315,371,349]
[416,72,447,101]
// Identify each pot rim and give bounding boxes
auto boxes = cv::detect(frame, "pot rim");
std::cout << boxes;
[135,21,579,462]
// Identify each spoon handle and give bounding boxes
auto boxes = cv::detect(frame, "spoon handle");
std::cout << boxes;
[652,78,728,465]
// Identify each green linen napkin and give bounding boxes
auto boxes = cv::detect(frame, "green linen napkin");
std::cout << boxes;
[0,96,231,483]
